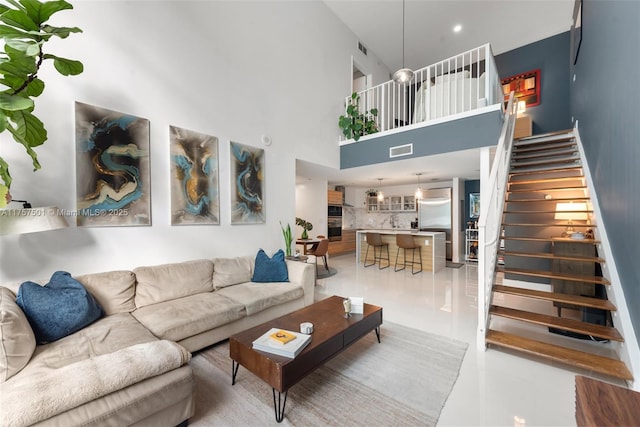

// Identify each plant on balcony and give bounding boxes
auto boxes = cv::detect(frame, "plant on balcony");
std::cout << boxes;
[338,92,378,142]
[295,217,313,240]
[0,0,84,206]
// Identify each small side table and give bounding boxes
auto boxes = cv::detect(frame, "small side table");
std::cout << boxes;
[285,255,308,263]
[514,115,532,139]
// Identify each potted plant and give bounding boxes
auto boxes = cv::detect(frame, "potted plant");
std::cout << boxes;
[279,221,293,257]
[338,92,379,142]
[295,217,313,240]
[0,0,84,206]
[365,188,378,198]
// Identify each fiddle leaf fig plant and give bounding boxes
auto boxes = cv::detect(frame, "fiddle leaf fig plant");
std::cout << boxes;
[0,0,83,206]
[338,92,379,142]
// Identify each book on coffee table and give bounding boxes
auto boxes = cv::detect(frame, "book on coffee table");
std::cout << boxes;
[252,327,312,358]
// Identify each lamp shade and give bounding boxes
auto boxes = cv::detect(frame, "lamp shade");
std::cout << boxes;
[554,202,588,221]
[392,68,414,84]
[0,206,69,236]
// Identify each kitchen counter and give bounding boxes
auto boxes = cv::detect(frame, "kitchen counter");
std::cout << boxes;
[356,229,446,272]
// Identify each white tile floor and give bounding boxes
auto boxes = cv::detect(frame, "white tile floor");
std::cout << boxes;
[314,253,582,427]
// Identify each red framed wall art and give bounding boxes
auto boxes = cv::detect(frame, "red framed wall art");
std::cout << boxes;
[501,68,541,107]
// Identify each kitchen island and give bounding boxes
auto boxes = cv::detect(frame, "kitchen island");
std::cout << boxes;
[356,229,446,273]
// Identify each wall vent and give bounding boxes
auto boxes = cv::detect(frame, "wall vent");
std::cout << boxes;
[357,41,367,56]
[389,143,413,158]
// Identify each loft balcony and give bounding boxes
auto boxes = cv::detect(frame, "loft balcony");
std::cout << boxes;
[339,44,506,169]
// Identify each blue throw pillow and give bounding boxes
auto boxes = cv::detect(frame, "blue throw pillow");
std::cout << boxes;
[252,249,289,283]
[16,271,104,344]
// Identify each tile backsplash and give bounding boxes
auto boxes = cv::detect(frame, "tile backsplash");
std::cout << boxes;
[343,207,418,230]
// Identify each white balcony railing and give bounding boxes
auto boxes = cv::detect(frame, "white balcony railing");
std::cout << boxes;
[341,43,503,142]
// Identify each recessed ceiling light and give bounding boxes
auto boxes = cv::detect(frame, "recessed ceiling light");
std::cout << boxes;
[453,24,462,33]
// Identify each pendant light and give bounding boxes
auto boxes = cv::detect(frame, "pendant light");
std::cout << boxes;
[414,173,423,200]
[377,178,384,201]
[392,0,414,84]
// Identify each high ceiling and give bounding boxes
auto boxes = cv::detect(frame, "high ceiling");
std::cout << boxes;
[297,0,575,187]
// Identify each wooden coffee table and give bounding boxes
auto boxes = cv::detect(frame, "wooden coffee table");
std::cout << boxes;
[229,295,383,422]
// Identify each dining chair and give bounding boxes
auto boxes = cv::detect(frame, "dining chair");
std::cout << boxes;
[307,239,330,277]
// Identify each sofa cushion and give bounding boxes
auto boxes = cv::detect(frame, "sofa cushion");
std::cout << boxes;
[134,259,214,308]
[212,256,253,290]
[16,271,104,344]
[216,281,303,316]
[132,293,246,342]
[252,249,288,283]
[75,270,136,315]
[0,287,36,382]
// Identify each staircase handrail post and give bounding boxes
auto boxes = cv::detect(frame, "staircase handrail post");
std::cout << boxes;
[477,92,517,349]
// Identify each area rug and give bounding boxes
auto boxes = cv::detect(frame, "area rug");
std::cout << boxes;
[446,261,464,268]
[315,266,337,279]
[189,322,468,426]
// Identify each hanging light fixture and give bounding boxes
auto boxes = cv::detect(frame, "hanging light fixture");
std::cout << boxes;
[414,173,423,200]
[377,178,384,201]
[392,0,414,84]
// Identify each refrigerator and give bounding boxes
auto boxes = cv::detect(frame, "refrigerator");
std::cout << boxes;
[418,188,452,259]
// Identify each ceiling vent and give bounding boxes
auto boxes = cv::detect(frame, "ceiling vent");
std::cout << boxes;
[358,41,367,56]
[389,143,413,158]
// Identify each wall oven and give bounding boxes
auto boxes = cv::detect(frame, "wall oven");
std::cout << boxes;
[328,205,342,217]
[328,216,342,241]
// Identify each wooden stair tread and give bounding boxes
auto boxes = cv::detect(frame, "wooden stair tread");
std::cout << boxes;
[515,135,575,145]
[498,250,604,263]
[502,236,601,244]
[513,141,577,154]
[508,185,586,193]
[486,330,633,381]
[502,223,595,228]
[512,158,579,168]
[508,176,584,186]
[503,210,594,214]
[499,267,610,285]
[493,285,616,310]
[512,149,579,161]
[509,165,582,177]
[505,197,590,203]
[575,376,640,426]
[489,305,623,341]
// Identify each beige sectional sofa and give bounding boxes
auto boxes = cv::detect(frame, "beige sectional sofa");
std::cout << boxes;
[0,256,315,427]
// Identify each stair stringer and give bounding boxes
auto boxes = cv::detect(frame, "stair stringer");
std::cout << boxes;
[574,123,640,390]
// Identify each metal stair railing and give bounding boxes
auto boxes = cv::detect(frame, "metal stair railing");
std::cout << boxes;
[476,92,516,349]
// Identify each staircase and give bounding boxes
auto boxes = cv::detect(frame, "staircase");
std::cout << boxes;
[485,129,633,382]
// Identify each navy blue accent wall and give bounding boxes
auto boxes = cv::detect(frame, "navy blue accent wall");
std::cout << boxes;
[571,1,640,347]
[341,110,503,169]
[495,32,572,134]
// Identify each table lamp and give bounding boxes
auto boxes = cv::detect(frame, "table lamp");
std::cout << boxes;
[554,202,588,237]
[0,201,69,236]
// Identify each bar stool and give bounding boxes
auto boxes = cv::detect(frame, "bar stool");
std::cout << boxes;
[394,234,422,274]
[364,232,390,269]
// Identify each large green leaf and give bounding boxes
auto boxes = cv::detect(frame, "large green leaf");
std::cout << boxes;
[0,9,39,31]
[9,108,46,146]
[20,0,72,25]
[0,109,7,132]
[43,54,83,75]
[5,39,40,56]
[0,156,12,189]
[5,121,42,171]
[0,92,33,110]
[0,24,35,39]
[42,24,81,39]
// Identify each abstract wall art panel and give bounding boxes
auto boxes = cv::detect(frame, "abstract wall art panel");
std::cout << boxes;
[75,102,151,227]
[170,126,219,225]
[230,141,265,224]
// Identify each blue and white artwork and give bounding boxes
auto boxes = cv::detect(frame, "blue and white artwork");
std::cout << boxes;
[230,141,265,224]
[170,126,219,225]
[75,102,150,226]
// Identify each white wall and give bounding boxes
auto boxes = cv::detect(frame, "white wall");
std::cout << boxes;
[0,1,389,282]
[295,180,327,240]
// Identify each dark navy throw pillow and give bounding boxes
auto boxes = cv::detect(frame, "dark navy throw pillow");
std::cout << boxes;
[252,249,289,283]
[16,271,104,344]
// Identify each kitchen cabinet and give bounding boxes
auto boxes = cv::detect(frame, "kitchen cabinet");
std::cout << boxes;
[367,195,416,212]
[328,229,356,255]
[328,190,342,205]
